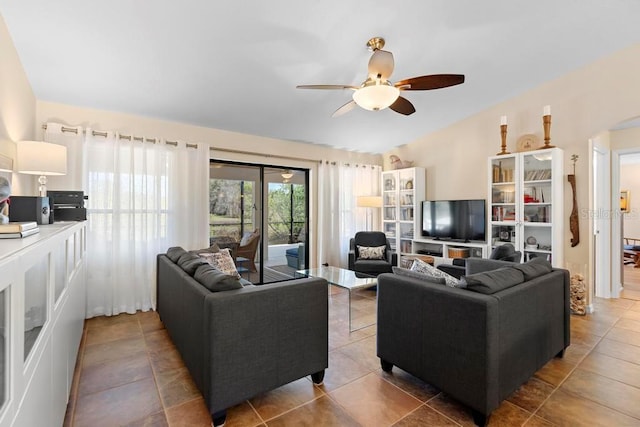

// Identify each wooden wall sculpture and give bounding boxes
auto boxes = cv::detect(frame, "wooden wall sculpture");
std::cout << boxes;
[568,154,579,247]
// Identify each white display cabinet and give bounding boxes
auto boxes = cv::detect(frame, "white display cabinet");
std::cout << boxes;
[0,222,86,427]
[488,148,564,267]
[382,167,425,266]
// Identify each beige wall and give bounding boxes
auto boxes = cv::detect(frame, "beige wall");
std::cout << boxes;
[0,14,35,195]
[384,43,640,293]
[36,100,382,267]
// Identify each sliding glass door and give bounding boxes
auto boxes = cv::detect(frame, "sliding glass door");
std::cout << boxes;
[209,161,308,284]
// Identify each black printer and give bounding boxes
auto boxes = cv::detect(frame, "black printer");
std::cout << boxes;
[47,190,87,221]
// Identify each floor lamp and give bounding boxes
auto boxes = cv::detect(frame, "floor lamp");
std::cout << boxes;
[357,196,382,231]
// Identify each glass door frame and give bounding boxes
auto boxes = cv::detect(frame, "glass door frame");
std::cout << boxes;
[209,159,309,284]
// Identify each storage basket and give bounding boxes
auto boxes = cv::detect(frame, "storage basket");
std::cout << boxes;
[448,247,470,258]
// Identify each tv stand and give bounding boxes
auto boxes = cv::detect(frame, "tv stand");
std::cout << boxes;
[412,238,488,262]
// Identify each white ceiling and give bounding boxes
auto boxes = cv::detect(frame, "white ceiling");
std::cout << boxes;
[2,1,640,154]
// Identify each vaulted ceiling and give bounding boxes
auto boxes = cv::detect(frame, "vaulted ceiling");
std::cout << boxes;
[2,1,640,153]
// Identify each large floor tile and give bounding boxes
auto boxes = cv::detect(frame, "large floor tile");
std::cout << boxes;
[84,320,143,346]
[122,411,169,427]
[377,367,440,403]
[593,337,640,365]
[74,378,162,427]
[155,366,201,409]
[319,349,372,391]
[393,404,459,426]
[560,368,640,419]
[506,377,556,413]
[605,326,640,347]
[537,388,640,426]
[249,377,325,421]
[267,395,360,426]
[82,336,147,367]
[329,373,422,427]
[578,351,640,388]
[164,398,212,427]
[78,350,153,395]
[336,335,379,371]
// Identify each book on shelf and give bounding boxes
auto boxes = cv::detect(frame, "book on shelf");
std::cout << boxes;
[0,221,38,233]
[0,227,40,239]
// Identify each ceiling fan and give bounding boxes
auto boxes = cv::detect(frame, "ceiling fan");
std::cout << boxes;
[297,37,465,117]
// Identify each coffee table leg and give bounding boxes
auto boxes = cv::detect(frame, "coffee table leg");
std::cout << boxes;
[348,288,376,333]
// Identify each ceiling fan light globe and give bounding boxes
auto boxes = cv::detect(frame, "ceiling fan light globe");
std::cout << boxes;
[352,82,400,111]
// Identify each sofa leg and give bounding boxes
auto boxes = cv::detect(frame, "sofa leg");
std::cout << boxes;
[211,410,226,427]
[556,348,565,358]
[380,359,393,373]
[471,410,488,427]
[311,370,325,385]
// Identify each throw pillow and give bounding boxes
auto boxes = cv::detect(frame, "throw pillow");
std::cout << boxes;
[357,245,386,260]
[194,264,243,292]
[511,257,552,281]
[392,266,446,285]
[200,248,241,279]
[461,267,525,295]
[410,258,461,288]
[240,230,258,246]
[166,246,187,263]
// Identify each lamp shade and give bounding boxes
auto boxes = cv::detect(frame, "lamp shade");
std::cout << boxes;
[17,141,67,175]
[357,196,383,208]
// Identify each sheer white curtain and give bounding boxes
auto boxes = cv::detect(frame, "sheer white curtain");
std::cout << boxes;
[83,130,208,317]
[317,161,381,268]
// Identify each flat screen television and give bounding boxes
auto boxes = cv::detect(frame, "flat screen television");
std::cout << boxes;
[421,199,486,242]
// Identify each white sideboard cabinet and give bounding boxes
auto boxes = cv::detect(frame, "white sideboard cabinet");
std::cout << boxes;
[0,222,86,427]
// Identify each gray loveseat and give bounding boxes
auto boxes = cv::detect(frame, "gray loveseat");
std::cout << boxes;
[157,247,328,426]
[377,258,570,426]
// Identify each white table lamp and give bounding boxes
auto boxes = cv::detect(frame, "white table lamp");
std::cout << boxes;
[17,141,67,196]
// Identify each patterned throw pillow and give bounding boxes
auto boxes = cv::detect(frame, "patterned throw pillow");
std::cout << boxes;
[357,245,386,260]
[199,248,241,279]
[410,258,462,288]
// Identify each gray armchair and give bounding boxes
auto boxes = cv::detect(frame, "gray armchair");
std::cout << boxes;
[348,231,397,276]
[437,243,522,279]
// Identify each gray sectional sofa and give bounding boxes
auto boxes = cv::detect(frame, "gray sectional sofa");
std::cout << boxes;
[157,247,328,426]
[377,257,570,426]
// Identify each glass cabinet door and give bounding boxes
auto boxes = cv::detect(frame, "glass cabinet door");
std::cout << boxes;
[521,152,553,262]
[489,154,518,249]
[24,258,48,361]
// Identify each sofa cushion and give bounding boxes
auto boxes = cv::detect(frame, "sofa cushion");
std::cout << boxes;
[461,267,525,295]
[167,246,187,263]
[392,266,446,285]
[181,256,209,276]
[410,258,461,288]
[511,257,553,281]
[199,248,241,279]
[193,264,243,292]
[357,245,386,260]
[177,252,201,270]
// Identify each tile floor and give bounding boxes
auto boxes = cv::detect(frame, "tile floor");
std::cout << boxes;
[64,285,640,427]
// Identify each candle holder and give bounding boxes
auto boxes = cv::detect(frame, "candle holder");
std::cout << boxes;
[542,114,555,149]
[497,124,510,155]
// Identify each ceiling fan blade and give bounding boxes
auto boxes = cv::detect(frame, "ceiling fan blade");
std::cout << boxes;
[296,84,358,90]
[331,100,357,118]
[389,96,416,116]
[395,74,465,91]
[368,50,394,80]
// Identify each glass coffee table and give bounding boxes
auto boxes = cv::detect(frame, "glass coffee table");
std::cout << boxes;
[296,266,377,332]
